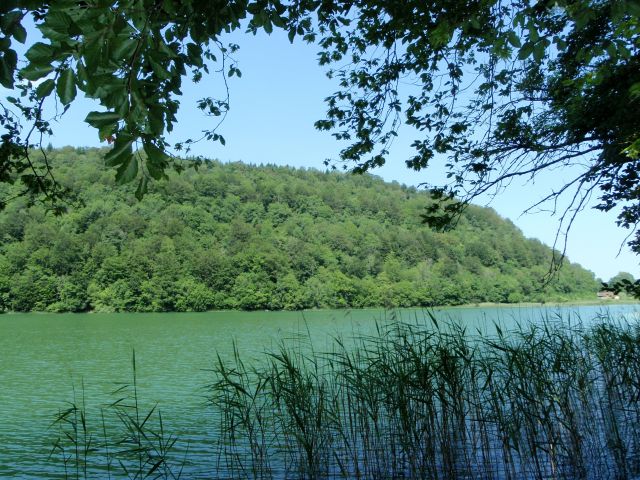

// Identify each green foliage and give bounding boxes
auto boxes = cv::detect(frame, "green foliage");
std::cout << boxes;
[50,353,184,478]
[1,1,638,258]
[210,316,640,479]
[311,0,640,255]
[0,148,600,312]
[0,0,313,203]
[605,271,640,299]
[609,271,636,285]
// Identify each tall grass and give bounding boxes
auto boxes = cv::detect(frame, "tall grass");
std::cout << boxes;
[48,313,640,479]
[208,313,640,479]
[49,351,185,479]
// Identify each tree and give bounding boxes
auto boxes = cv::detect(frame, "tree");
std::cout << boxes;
[311,0,640,256]
[605,271,639,297]
[0,0,316,203]
[609,271,636,285]
[1,0,639,261]
[0,149,600,311]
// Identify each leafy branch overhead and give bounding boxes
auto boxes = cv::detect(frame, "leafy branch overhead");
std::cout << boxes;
[0,0,314,200]
[313,0,640,257]
[0,0,639,255]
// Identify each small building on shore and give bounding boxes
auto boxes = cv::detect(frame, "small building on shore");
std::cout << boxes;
[597,290,620,300]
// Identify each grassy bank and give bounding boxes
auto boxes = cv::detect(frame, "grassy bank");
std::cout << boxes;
[50,312,640,479]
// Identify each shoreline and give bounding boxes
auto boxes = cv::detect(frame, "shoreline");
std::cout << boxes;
[1,299,639,315]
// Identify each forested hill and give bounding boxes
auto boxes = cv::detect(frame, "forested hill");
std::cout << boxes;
[0,148,599,312]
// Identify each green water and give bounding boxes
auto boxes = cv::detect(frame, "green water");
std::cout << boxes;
[1,305,638,478]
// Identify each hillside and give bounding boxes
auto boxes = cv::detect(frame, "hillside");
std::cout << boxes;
[0,148,599,312]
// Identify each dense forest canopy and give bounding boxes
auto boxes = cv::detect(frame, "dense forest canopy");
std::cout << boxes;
[0,0,638,264]
[0,148,599,312]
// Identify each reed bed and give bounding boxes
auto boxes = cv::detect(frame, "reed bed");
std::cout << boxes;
[208,313,640,479]
[49,351,184,479]
[48,313,640,479]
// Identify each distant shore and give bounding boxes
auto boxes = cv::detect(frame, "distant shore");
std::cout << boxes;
[2,298,639,315]
[448,298,640,309]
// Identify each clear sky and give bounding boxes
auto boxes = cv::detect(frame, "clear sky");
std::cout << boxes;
[12,28,640,282]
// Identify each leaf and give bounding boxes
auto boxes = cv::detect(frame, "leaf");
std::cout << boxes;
[56,68,76,105]
[43,10,73,36]
[532,42,545,62]
[111,37,138,62]
[25,42,55,63]
[0,11,20,31]
[85,111,121,129]
[627,0,640,17]
[148,57,172,80]
[105,135,134,166]
[35,78,55,98]
[143,142,168,180]
[507,31,521,48]
[11,22,27,44]
[147,106,164,136]
[115,155,138,183]
[0,59,11,89]
[517,42,533,60]
[0,1,18,15]
[20,63,54,81]
[186,43,203,68]
[135,175,148,200]
[0,50,17,88]
[263,18,273,34]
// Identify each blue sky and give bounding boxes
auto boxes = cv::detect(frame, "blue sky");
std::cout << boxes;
[11,28,640,282]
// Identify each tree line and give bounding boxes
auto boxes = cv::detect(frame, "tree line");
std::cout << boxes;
[0,148,600,312]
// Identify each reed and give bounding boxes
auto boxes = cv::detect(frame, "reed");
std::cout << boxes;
[49,313,640,479]
[49,351,185,479]
[207,313,640,479]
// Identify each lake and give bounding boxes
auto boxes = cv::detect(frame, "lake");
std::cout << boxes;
[1,304,639,478]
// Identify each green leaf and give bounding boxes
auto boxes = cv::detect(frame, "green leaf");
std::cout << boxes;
[0,50,17,88]
[0,58,12,88]
[147,106,164,136]
[518,42,533,60]
[115,155,138,183]
[532,42,545,62]
[0,11,20,31]
[507,31,521,48]
[43,10,73,36]
[148,57,172,80]
[35,78,55,98]
[111,37,138,62]
[56,68,76,105]
[626,0,640,17]
[0,1,18,15]
[85,111,121,129]
[105,135,134,166]
[135,175,148,200]
[20,63,54,81]
[25,42,55,63]
[143,142,168,180]
[11,22,27,44]
[186,43,203,68]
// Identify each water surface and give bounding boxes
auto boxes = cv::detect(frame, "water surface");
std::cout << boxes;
[1,304,638,478]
